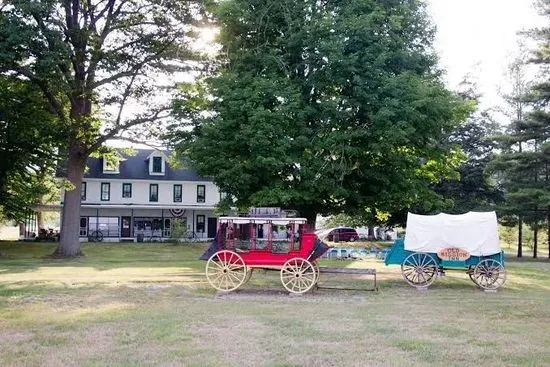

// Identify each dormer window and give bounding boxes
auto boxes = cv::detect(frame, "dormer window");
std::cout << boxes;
[152,157,162,173]
[102,158,119,174]
[148,151,167,176]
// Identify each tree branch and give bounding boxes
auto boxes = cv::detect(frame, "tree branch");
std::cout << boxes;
[89,107,172,152]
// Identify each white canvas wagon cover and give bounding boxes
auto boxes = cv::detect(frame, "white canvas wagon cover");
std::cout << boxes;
[404,211,501,257]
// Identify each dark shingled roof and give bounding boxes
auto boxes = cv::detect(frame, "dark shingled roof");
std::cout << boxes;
[84,149,211,182]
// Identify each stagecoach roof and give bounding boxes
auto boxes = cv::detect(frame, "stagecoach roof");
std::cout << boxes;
[404,211,501,257]
[218,217,308,225]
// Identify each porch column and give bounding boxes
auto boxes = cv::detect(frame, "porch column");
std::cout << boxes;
[161,209,164,238]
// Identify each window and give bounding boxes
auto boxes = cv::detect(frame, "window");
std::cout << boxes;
[88,217,120,237]
[173,184,182,202]
[122,183,132,198]
[149,184,158,202]
[79,217,88,236]
[81,182,87,201]
[197,215,205,233]
[101,182,110,201]
[103,158,119,173]
[152,156,162,173]
[197,185,205,203]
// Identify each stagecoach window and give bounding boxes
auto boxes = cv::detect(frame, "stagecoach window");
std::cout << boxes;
[88,217,119,237]
[197,185,205,203]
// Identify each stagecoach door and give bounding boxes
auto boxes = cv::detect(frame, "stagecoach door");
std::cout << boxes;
[207,217,218,238]
[121,216,131,237]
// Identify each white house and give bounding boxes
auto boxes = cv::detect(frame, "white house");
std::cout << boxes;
[63,149,221,242]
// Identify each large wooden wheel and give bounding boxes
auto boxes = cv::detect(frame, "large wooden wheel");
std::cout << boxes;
[280,258,317,294]
[472,259,506,290]
[205,250,247,292]
[401,253,438,288]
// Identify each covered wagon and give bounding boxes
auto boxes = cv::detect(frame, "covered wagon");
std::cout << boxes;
[385,211,506,290]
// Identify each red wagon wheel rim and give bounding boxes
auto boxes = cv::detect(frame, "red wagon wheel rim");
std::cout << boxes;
[280,258,316,294]
[205,250,247,292]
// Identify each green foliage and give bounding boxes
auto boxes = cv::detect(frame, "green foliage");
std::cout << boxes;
[170,219,189,244]
[172,0,469,224]
[0,76,64,222]
[432,108,504,214]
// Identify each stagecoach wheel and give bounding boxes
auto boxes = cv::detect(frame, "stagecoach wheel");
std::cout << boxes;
[280,258,317,294]
[401,253,438,288]
[472,259,506,290]
[205,250,247,292]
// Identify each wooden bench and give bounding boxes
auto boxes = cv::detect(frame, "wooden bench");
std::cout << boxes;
[317,267,378,291]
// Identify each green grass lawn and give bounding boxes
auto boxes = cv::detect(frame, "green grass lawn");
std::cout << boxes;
[1,242,549,367]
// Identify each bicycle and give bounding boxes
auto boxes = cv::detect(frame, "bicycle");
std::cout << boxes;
[88,230,104,242]
[186,230,197,241]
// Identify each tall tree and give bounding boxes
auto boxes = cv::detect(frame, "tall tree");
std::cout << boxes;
[173,0,469,227]
[432,78,503,214]
[0,0,201,256]
[489,51,549,258]
[524,1,550,258]
[0,76,63,222]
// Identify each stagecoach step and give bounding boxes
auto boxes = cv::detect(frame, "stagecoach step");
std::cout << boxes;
[317,267,378,291]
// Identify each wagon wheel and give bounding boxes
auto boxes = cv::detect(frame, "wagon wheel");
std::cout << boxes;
[280,258,317,294]
[467,265,475,283]
[472,259,506,290]
[401,253,438,288]
[205,250,247,292]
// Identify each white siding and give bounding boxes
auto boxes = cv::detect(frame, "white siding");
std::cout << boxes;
[80,179,220,206]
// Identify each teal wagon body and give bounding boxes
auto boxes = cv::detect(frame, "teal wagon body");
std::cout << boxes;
[385,238,505,269]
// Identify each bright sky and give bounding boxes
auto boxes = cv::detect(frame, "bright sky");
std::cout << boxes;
[427,0,544,109]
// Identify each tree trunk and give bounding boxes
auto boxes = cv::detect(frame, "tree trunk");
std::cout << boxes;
[518,216,523,258]
[299,207,317,230]
[533,223,538,259]
[53,146,88,257]
[367,226,376,241]
[37,211,45,230]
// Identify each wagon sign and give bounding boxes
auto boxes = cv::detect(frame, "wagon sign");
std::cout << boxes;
[437,247,470,261]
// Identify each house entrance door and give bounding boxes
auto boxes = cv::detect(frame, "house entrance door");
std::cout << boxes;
[121,216,131,237]
[207,217,218,238]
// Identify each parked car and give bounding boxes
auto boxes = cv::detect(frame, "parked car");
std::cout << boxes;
[326,227,359,242]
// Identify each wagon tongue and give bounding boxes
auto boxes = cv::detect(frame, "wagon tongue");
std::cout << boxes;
[309,239,331,262]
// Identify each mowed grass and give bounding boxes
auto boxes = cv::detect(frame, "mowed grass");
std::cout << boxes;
[0,242,549,367]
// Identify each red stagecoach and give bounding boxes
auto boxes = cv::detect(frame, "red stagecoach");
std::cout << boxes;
[200,214,330,294]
